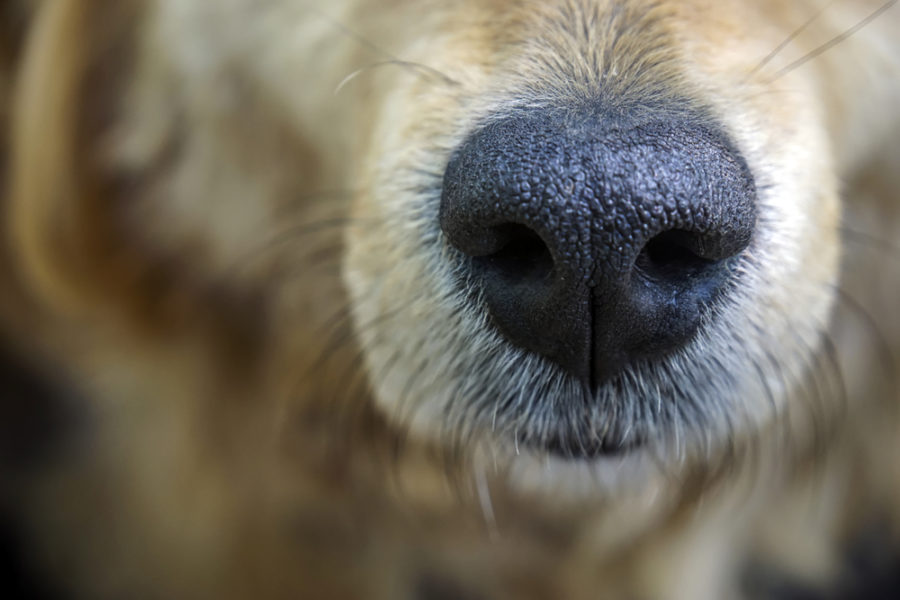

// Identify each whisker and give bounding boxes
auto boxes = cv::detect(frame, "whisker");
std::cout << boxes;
[840,224,900,260]
[830,285,898,388]
[474,463,500,541]
[311,7,460,90]
[797,322,844,460]
[819,328,849,425]
[280,273,420,444]
[227,216,380,278]
[334,60,460,96]
[314,298,416,378]
[311,6,404,60]
[751,0,838,76]
[773,0,898,79]
[391,338,436,441]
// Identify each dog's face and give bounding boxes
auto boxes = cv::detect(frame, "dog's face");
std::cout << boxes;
[4,0,900,598]
[343,0,840,488]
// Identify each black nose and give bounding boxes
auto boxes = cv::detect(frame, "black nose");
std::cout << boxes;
[440,110,756,387]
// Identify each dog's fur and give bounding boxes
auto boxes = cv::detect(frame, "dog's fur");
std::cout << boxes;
[2,1,900,598]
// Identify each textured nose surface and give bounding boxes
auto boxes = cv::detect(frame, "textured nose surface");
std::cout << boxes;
[440,110,756,387]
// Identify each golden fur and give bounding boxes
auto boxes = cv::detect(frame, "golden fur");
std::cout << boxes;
[2,1,899,598]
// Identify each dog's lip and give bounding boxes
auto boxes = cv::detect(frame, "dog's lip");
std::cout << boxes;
[482,356,659,461]
[524,431,646,461]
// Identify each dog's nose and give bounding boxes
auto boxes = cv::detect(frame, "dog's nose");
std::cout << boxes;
[440,110,756,386]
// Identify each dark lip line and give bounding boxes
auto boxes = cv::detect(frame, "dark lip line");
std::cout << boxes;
[526,431,646,461]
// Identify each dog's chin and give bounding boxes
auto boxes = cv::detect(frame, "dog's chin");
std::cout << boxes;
[370,341,721,470]
[466,407,683,504]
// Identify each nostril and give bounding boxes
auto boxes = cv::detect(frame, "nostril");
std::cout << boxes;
[474,224,554,286]
[636,230,722,283]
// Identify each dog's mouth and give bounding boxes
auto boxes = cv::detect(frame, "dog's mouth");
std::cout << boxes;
[536,427,647,460]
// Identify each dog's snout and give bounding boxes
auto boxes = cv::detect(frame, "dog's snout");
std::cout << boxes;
[440,110,757,386]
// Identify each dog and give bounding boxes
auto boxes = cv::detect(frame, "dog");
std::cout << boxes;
[1,1,899,598]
